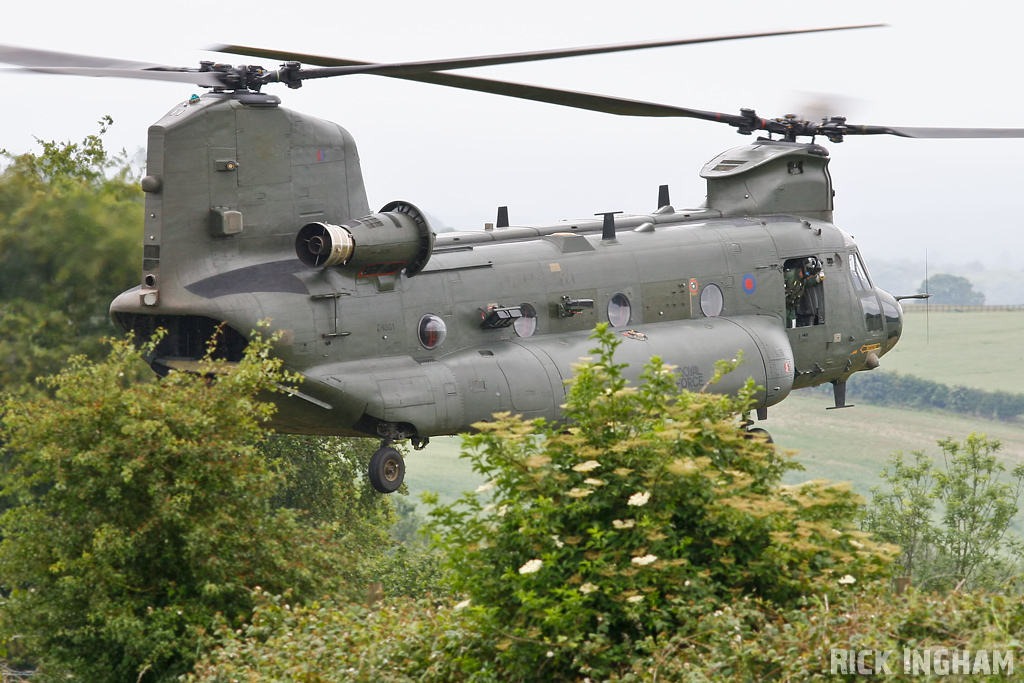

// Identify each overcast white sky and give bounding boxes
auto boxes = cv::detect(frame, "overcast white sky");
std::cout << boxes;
[3,0,1023,272]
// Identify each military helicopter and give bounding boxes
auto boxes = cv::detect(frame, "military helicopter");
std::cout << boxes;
[3,27,1023,493]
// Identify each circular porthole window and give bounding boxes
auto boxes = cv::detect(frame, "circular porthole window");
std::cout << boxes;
[514,303,538,338]
[608,293,631,327]
[418,313,447,349]
[700,284,724,317]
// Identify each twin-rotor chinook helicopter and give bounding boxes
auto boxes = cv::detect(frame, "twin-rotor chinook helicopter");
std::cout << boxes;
[4,26,1023,492]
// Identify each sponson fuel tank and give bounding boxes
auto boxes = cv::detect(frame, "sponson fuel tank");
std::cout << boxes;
[270,314,794,437]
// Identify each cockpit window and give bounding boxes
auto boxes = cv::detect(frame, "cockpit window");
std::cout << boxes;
[849,253,872,291]
[861,296,884,333]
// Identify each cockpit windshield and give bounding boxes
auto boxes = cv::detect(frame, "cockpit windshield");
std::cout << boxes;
[848,252,872,291]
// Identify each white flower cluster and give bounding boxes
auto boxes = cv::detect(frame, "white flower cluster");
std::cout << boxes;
[627,491,651,507]
[631,554,658,566]
[519,558,543,575]
[572,460,601,473]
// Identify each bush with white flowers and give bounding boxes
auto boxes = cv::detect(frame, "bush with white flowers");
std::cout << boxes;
[426,324,893,680]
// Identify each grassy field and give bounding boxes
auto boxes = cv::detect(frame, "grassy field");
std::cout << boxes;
[403,311,1024,511]
[881,308,1024,393]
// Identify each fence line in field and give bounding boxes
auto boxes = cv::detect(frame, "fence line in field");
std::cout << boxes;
[901,304,1024,313]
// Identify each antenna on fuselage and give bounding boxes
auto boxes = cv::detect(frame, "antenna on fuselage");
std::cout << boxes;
[925,249,930,345]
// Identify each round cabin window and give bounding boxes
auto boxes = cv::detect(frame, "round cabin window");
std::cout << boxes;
[608,293,631,327]
[700,284,724,317]
[514,303,538,338]
[418,314,447,349]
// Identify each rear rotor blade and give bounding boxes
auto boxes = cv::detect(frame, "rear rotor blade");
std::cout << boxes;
[0,43,226,87]
[0,43,164,70]
[8,65,226,87]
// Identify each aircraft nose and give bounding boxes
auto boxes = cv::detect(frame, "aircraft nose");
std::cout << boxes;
[876,288,903,355]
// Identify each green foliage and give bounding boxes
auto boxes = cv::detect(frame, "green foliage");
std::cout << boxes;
[367,544,453,600]
[934,434,1024,587]
[918,273,986,305]
[423,325,893,679]
[0,119,143,395]
[188,592,497,683]
[390,495,427,545]
[190,583,1024,682]
[865,434,1024,591]
[263,434,394,537]
[259,435,453,598]
[862,451,937,580]
[834,372,1024,423]
[0,334,356,682]
[608,586,1024,681]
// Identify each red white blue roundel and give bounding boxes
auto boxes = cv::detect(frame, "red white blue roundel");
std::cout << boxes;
[742,273,756,294]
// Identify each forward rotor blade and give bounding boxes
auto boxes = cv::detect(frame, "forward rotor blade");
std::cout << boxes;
[7,65,225,87]
[842,124,1024,139]
[214,24,882,78]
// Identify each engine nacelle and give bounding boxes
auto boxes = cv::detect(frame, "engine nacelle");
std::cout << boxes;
[295,200,434,276]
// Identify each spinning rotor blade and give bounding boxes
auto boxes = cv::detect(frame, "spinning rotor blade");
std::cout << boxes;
[840,124,1024,138]
[9,30,1022,142]
[10,65,226,87]
[0,44,164,70]
[208,47,743,119]
[220,30,1024,141]
[214,25,882,79]
[0,43,228,87]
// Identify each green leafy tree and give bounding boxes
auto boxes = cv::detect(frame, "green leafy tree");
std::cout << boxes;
[424,325,893,680]
[863,450,937,580]
[933,433,1024,588]
[259,434,453,598]
[865,433,1024,591]
[0,118,143,395]
[0,333,355,682]
[263,434,394,535]
[918,273,985,305]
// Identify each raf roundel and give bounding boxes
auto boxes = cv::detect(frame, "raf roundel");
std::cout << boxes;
[742,274,756,294]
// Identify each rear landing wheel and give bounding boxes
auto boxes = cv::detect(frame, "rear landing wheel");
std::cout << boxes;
[368,446,405,494]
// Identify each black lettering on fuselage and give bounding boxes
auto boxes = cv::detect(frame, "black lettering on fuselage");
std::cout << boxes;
[677,365,705,390]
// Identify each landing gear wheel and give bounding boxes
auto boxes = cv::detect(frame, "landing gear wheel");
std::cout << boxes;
[368,446,405,494]
[745,427,774,444]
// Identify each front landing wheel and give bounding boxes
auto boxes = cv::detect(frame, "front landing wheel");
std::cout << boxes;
[745,427,774,444]
[368,446,405,494]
